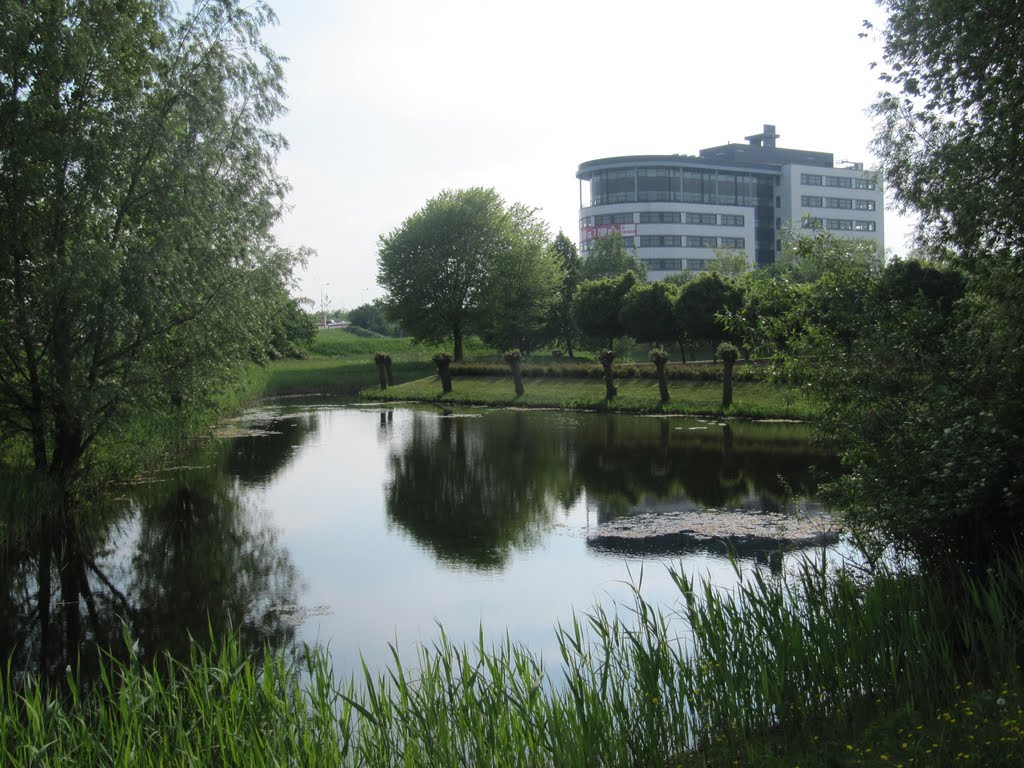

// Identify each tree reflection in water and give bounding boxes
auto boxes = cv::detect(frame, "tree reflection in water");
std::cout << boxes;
[385,410,840,563]
[384,410,583,569]
[0,435,303,687]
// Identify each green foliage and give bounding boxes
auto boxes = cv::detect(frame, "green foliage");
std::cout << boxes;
[673,272,745,350]
[619,281,680,348]
[871,0,1024,254]
[348,299,402,337]
[545,232,583,356]
[571,272,637,350]
[377,188,558,361]
[580,232,648,281]
[475,210,562,353]
[771,0,1024,570]
[768,237,1018,568]
[5,559,1021,766]
[0,0,302,493]
[708,249,751,277]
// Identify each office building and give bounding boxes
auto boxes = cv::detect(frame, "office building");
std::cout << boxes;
[576,125,884,279]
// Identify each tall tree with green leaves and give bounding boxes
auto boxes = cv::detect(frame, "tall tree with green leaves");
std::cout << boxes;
[783,0,1024,570]
[377,188,552,361]
[546,232,582,357]
[580,232,648,281]
[619,281,684,360]
[673,273,744,356]
[474,208,561,353]
[0,0,301,503]
[871,0,1024,255]
[571,273,637,350]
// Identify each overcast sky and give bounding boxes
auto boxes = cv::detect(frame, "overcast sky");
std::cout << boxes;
[263,0,916,312]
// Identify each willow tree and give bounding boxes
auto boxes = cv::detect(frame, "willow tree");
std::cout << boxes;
[0,1,301,505]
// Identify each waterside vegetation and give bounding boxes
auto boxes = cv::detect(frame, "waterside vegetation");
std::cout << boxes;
[3,556,1021,766]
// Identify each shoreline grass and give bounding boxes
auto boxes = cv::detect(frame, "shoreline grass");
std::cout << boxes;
[3,555,1021,766]
[362,374,815,420]
[266,331,811,419]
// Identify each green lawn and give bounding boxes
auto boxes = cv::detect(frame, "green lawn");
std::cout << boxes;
[269,330,810,418]
[363,373,814,419]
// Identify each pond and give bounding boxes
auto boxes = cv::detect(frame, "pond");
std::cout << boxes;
[1,403,843,683]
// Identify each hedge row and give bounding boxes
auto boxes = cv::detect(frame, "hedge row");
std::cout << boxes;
[448,360,766,382]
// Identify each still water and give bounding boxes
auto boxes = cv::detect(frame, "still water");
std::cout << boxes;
[2,403,841,682]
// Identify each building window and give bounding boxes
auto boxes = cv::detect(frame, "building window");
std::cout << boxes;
[854,199,876,211]
[825,218,854,231]
[686,213,717,225]
[639,235,682,247]
[853,220,877,231]
[800,173,823,186]
[801,216,824,230]
[638,211,682,224]
[720,214,745,226]
[825,197,854,210]
[686,259,709,271]
[685,236,718,248]
[589,169,635,205]
[590,213,634,225]
[825,176,853,188]
[801,195,823,207]
[719,237,745,249]
[641,258,683,271]
[853,177,877,190]
[637,167,680,203]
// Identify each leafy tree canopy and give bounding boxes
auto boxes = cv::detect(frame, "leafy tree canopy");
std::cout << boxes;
[377,188,553,361]
[571,273,637,350]
[871,0,1024,254]
[0,0,303,495]
[619,281,680,348]
[474,207,562,353]
[546,232,583,356]
[580,233,648,281]
[673,273,744,350]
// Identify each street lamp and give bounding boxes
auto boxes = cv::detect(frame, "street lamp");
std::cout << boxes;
[320,283,330,327]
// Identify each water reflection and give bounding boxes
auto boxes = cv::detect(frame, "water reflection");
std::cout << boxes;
[0,437,301,685]
[384,411,582,569]
[225,410,320,485]
[383,409,839,565]
[1,404,842,684]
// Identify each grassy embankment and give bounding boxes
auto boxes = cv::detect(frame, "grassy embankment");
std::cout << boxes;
[3,557,1021,766]
[267,330,814,419]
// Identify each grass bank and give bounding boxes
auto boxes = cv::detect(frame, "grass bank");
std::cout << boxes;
[364,374,815,420]
[4,557,1021,766]
[271,330,812,418]
[263,330,493,397]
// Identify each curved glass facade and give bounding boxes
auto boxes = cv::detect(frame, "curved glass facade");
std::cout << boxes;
[585,167,759,207]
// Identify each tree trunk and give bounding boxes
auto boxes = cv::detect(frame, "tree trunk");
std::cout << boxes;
[384,355,394,387]
[654,357,670,403]
[374,353,388,389]
[721,351,737,409]
[433,354,453,393]
[453,326,464,363]
[599,350,617,400]
[504,351,525,396]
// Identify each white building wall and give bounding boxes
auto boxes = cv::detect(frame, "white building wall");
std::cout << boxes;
[779,164,884,252]
[580,201,757,281]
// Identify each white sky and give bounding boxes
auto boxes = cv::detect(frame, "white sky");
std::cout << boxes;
[263,0,917,311]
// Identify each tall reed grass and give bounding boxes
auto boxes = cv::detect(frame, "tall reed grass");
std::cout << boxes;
[3,555,1021,766]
